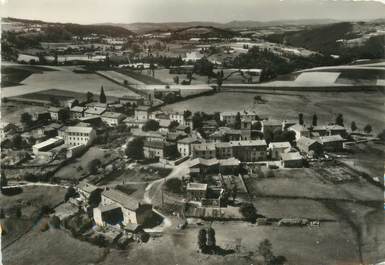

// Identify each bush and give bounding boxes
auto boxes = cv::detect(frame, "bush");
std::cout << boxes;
[165,178,183,194]
[49,215,61,229]
[240,203,257,223]
[88,159,102,175]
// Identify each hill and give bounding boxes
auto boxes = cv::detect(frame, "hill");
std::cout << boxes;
[2,17,135,37]
[171,26,236,39]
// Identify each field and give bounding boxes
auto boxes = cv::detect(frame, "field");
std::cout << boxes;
[1,65,139,98]
[53,147,117,180]
[162,90,385,134]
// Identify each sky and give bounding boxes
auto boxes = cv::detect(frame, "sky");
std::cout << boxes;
[1,0,385,24]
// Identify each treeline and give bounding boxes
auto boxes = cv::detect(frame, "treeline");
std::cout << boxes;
[265,22,384,60]
[231,47,349,81]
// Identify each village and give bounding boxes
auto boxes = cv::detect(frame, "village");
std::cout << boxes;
[1,78,383,261]
[1,11,385,265]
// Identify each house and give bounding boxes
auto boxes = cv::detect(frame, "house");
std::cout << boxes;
[101,189,153,225]
[143,140,176,159]
[101,112,126,126]
[123,117,146,129]
[77,181,102,201]
[66,98,79,108]
[119,95,144,106]
[220,111,238,125]
[192,143,217,159]
[66,144,86,158]
[183,51,204,62]
[131,129,164,142]
[281,152,303,168]
[177,137,200,157]
[93,204,123,227]
[158,119,172,132]
[32,137,64,155]
[230,140,267,162]
[186,183,208,201]
[296,137,323,156]
[318,135,345,152]
[135,105,151,121]
[268,142,291,160]
[175,124,190,134]
[48,107,68,121]
[64,126,96,147]
[262,120,283,136]
[70,106,85,119]
[33,112,51,122]
[288,124,311,140]
[325,125,347,137]
[84,106,106,118]
[215,142,233,159]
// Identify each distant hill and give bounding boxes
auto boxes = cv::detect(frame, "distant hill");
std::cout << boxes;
[3,17,135,37]
[171,26,237,39]
[98,19,342,33]
[224,19,340,29]
[265,22,358,54]
[98,21,225,33]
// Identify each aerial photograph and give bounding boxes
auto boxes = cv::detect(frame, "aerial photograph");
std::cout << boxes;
[0,0,384,264]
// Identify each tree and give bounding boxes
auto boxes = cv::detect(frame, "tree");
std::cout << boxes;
[198,228,207,251]
[86,91,94,103]
[49,215,61,229]
[192,112,203,130]
[16,207,22,218]
[168,120,179,131]
[234,112,241,129]
[336,113,344,126]
[64,186,77,202]
[125,137,144,160]
[1,171,7,191]
[87,159,102,175]
[20,112,32,126]
[251,121,262,130]
[240,203,257,223]
[11,134,23,149]
[364,124,372,134]
[165,178,183,194]
[206,227,216,250]
[298,113,304,125]
[142,119,159,131]
[312,114,318,126]
[378,129,385,142]
[258,239,274,265]
[99,86,106,103]
[351,121,357,132]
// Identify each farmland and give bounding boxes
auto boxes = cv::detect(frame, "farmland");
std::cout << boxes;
[1,65,139,98]
[162,90,385,134]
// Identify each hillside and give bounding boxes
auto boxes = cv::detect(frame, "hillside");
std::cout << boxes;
[266,22,357,53]
[171,26,236,39]
[2,17,135,37]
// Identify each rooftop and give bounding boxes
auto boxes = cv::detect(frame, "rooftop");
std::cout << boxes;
[230,140,267,147]
[101,111,126,119]
[102,189,141,211]
[187,182,208,191]
[281,152,303,161]
[269,142,291,149]
[77,181,100,193]
[177,137,200,144]
[318,135,345,143]
[192,143,216,151]
[70,106,85,112]
[66,126,94,134]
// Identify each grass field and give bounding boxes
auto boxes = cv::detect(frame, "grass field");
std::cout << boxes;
[162,91,385,134]
[1,65,139,98]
